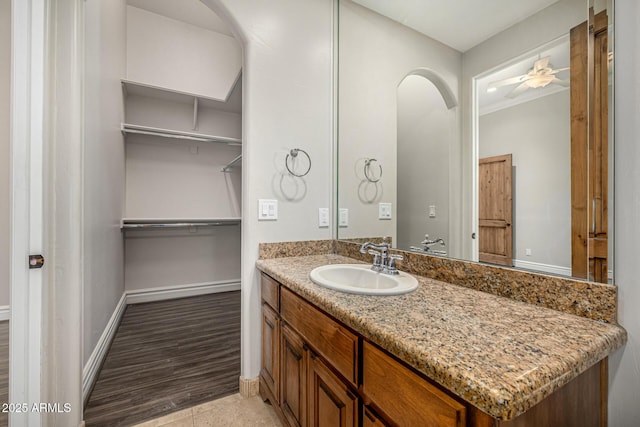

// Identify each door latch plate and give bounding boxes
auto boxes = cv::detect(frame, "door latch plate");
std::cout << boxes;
[29,254,45,269]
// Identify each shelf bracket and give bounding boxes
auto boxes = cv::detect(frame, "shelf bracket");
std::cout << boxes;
[192,97,199,131]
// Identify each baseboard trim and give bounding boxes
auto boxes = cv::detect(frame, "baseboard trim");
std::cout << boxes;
[125,280,241,305]
[514,259,571,277]
[239,377,259,398]
[82,293,127,404]
[0,306,9,321]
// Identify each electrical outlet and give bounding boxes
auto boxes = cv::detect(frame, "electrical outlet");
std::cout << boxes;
[525,248,532,256]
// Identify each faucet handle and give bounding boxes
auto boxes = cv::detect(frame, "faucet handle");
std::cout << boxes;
[389,253,403,261]
[387,253,404,273]
[367,249,382,269]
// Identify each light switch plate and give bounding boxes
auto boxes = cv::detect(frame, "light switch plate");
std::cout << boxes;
[318,208,329,227]
[339,208,349,227]
[379,203,392,220]
[258,199,278,220]
[429,205,436,218]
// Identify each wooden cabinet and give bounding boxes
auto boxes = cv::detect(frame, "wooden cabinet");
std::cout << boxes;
[280,287,358,386]
[363,406,389,427]
[363,341,466,427]
[260,274,280,407]
[260,303,279,401]
[259,272,606,427]
[280,324,307,427]
[260,274,358,426]
[308,352,358,427]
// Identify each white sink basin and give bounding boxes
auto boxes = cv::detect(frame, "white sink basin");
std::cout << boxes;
[309,264,418,295]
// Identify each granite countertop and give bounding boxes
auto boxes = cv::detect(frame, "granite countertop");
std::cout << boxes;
[256,254,627,421]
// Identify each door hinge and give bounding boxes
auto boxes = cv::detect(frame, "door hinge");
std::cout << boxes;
[29,254,45,269]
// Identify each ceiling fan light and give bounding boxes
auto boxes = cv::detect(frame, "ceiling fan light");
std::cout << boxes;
[525,75,555,88]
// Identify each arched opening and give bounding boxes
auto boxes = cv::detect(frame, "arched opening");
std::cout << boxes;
[396,71,457,254]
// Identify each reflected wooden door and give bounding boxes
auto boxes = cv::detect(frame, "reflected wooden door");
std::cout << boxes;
[479,154,513,266]
[570,10,609,283]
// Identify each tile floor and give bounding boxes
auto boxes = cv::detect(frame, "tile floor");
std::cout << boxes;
[131,394,282,427]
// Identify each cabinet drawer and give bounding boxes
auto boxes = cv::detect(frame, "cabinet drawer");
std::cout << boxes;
[363,342,466,427]
[280,287,358,385]
[261,273,280,311]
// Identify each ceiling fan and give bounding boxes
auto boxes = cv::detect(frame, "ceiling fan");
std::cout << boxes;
[487,56,570,98]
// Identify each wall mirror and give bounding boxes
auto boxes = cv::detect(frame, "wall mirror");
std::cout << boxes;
[336,0,614,283]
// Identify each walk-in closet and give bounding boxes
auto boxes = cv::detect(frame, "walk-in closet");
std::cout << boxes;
[83,1,243,425]
[122,2,242,295]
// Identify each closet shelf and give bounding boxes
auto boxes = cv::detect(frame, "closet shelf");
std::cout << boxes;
[221,154,242,172]
[121,123,242,145]
[121,218,241,230]
[121,79,242,113]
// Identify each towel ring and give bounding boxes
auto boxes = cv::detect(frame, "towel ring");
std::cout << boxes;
[286,148,311,177]
[364,158,382,183]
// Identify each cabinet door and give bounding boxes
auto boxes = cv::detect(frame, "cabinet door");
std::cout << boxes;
[281,323,307,427]
[261,303,279,401]
[308,352,358,427]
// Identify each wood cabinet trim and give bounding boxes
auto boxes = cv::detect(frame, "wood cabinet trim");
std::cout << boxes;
[261,273,280,311]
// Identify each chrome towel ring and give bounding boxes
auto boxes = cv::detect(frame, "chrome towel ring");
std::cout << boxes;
[364,158,382,183]
[286,148,311,177]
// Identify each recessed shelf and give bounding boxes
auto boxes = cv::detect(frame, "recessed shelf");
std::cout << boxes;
[121,123,242,145]
[121,218,241,230]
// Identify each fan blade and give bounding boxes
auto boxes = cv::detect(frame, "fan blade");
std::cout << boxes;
[551,77,570,87]
[533,56,550,72]
[488,74,528,89]
[506,82,529,98]
[550,67,570,74]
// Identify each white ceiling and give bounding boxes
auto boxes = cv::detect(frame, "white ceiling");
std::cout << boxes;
[127,0,233,36]
[352,0,561,52]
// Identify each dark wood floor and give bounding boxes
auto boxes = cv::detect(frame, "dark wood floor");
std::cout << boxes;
[84,291,241,427]
[0,320,8,427]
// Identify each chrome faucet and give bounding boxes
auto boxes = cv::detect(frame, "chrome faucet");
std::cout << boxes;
[420,234,446,251]
[359,237,403,275]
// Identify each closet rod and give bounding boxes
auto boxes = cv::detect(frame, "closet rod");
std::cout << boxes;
[221,154,243,172]
[122,221,240,230]
[121,124,242,145]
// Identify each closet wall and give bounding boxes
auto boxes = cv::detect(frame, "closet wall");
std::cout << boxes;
[122,5,242,296]
[0,0,11,314]
[83,0,127,366]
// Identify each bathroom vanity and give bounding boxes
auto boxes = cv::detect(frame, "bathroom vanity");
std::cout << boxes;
[256,253,626,427]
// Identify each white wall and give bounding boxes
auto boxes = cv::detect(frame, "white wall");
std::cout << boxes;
[201,0,335,380]
[337,0,461,246]
[126,5,241,100]
[609,0,640,424]
[0,0,10,310]
[397,75,453,250]
[479,91,571,272]
[82,0,127,365]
